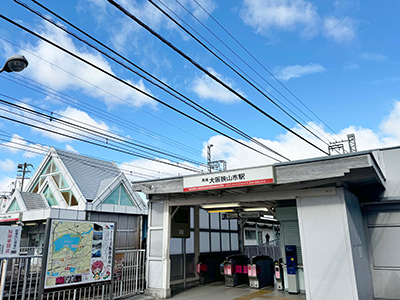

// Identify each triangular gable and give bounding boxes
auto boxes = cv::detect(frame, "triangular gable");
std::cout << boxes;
[3,190,28,213]
[91,173,147,214]
[25,147,86,209]
[6,199,20,212]
[103,183,135,206]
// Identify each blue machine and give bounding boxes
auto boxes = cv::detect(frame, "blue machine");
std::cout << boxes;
[285,245,299,294]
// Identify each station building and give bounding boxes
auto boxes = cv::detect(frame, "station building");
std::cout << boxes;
[132,145,400,300]
[0,147,148,250]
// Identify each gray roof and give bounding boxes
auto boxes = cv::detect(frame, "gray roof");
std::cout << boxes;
[20,192,48,210]
[54,149,120,201]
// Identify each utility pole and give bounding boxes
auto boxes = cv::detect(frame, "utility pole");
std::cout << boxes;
[207,144,227,173]
[207,144,213,173]
[17,162,33,191]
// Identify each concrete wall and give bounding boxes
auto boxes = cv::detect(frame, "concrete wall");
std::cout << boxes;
[146,201,171,298]
[296,188,373,300]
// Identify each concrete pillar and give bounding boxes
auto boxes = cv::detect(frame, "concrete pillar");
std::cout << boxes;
[193,206,200,280]
[146,200,171,298]
[296,187,373,300]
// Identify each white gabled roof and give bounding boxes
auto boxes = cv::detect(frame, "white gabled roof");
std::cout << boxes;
[53,148,120,201]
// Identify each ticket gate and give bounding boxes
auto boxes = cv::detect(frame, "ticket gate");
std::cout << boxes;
[222,255,249,287]
[275,259,284,291]
[248,255,274,289]
[196,254,224,284]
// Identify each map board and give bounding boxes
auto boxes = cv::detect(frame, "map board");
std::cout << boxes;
[44,220,115,289]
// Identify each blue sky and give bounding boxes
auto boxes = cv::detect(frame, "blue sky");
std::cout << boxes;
[1,0,400,192]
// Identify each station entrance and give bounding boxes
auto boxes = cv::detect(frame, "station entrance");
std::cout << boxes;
[133,150,385,299]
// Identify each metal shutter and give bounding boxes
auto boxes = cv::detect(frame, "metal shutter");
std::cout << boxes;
[281,220,302,264]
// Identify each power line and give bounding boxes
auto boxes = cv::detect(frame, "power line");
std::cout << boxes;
[0,130,176,178]
[0,14,285,162]
[16,0,288,162]
[106,0,330,156]
[0,108,204,173]
[153,0,333,146]
[191,0,342,141]
[0,96,206,166]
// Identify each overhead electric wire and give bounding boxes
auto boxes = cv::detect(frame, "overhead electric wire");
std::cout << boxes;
[17,0,288,162]
[191,0,342,141]
[3,70,201,158]
[153,0,333,146]
[0,106,204,173]
[0,130,175,179]
[0,14,284,163]
[0,101,205,173]
[106,0,330,156]
[0,95,205,166]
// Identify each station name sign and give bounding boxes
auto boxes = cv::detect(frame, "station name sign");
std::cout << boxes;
[183,165,275,192]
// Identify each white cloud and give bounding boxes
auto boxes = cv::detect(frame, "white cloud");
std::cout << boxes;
[275,63,325,81]
[199,100,400,169]
[359,52,387,62]
[119,158,201,182]
[1,134,25,154]
[380,101,400,142]
[83,0,217,51]
[0,134,48,158]
[0,159,16,172]
[240,0,319,38]
[23,21,157,110]
[192,68,244,104]
[0,175,15,193]
[119,100,400,182]
[240,0,358,43]
[32,107,111,143]
[323,16,357,43]
[65,145,79,153]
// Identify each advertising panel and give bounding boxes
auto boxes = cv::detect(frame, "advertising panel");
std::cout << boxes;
[0,226,21,257]
[44,219,115,289]
[183,165,275,192]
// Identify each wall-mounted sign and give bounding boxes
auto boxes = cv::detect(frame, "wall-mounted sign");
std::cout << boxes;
[0,226,21,257]
[0,212,20,223]
[44,219,115,289]
[183,165,274,192]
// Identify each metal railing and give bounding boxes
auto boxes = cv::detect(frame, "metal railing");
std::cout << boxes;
[0,255,42,300]
[114,249,146,299]
[244,239,281,261]
[1,249,146,300]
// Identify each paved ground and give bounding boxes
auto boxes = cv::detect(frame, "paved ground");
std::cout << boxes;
[128,282,306,300]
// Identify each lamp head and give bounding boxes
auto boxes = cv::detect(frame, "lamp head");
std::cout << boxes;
[1,55,29,73]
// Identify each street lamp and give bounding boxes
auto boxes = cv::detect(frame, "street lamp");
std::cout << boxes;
[0,55,29,73]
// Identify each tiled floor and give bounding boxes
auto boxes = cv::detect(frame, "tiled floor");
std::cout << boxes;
[130,282,306,300]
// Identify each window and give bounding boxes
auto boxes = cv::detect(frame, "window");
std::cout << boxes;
[43,186,57,206]
[7,199,20,212]
[103,184,135,206]
[29,159,78,207]
[245,229,256,240]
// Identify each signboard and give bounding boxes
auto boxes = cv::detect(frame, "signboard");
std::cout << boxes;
[44,220,115,289]
[0,226,21,257]
[183,165,274,192]
[0,212,20,223]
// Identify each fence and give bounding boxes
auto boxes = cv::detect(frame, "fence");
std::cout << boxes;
[244,239,281,261]
[0,249,145,300]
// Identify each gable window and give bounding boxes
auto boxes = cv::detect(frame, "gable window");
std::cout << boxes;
[29,158,78,207]
[7,199,20,212]
[103,184,135,206]
[43,186,57,206]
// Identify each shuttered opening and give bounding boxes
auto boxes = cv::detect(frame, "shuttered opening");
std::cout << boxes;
[281,220,302,264]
